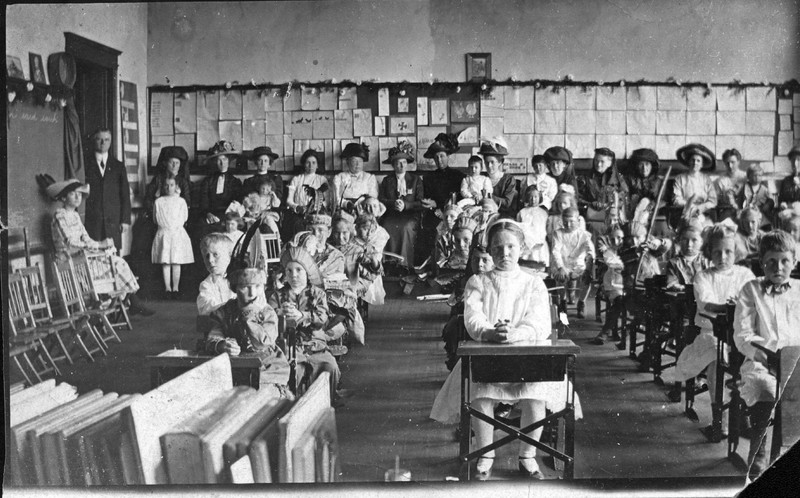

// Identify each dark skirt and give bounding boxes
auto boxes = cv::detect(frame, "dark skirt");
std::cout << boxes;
[380,211,419,268]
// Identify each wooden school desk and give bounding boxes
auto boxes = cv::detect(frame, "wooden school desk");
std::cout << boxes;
[457,338,580,480]
[147,350,263,390]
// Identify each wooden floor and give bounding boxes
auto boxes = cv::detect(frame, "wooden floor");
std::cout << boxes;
[11,284,752,487]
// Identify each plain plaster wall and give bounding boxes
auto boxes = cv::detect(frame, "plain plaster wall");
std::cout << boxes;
[146,0,800,87]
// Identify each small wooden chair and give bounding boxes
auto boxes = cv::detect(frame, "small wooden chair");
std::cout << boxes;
[8,273,62,381]
[16,265,77,366]
[70,253,123,347]
[82,251,132,331]
[51,258,107,361]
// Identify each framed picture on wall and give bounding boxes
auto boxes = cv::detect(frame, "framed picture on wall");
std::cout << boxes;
[6,55,25,79]
[388,115,416,136]
[450,100,479,123]
[29,53,46,84]
[466,53,491,82]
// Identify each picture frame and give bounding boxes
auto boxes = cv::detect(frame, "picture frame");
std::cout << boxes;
[6,55,25,79]
[465,53,491,82]
[388,115,416,136]
[450,100,480,123]
[29,53,46,84]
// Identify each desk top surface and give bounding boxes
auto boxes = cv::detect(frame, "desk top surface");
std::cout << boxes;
[458,339,580,356]
[147,349,264,367]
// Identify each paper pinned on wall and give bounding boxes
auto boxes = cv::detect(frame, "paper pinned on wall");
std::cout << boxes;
[714,136,743,160]
[744,136,774,161]
[565,87,596,110]
[596,87,627,111]
[266,90,284,112]
[242,120,266,150]
[504,158,528,175]
[626,86,657,111]
[779,114,792,131]
[219,121,243,152]
[338,87,358,110]
[301,87,320,111]
[334,110,354,139]
[291,111,314,139]
[353,109,373,137]
[532,110,562,134]
[416,97,429,126]
[265,135,284,159]
[279,135,294,171]
[374,116,386,136]
[416,126,447,168]
[448,153,471,169]
[313,111,335,139]
[746,111,776,136]
[773,155,792,175]
[198,90,221,121]
[534,86,565,110]
[778,131,794,155]
[173,92,196,133]
[362,137,380,171]
[173,134,196,167]
[430,99,449,125]
[625,135,656,157]
[657,87,687,111]
[243,90,266,120]
[746,87,776,112]
[481,87,504,117]
[505,134,534,158]
[397,97,409,113]
[533,134,565,154]
[595,135,626,158]
[626,110,656,135]
[716,111,747,135]
[481,117,504,140]
[322,139,334,171]
[656,111,686,135]
[294,139,325,165]
[378,137,398,171]
[220,90,243,120]
[505,109,535,134]
[686,111,716,135]
[265,111,283,136]
[454,125,479,146]
[283,112,293,135]
[778,99,793,115]
[564,134,596,159]
[717,88,746,111]
[284,90,302,112]
[319,88,337,111]
[378,88,390,116]
[505,86,534,109]
[686,87,716,111]
[150,135,174,169]
[150,92,174,136]
[655,135,686,159]
[197,119,220,151]
[565,110,596,134]
[595,110,626,135]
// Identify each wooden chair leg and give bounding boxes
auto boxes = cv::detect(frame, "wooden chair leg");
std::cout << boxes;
[86,320,110,352]
[35,338,62,377]
[50,330,75,365]
[118,298,133,330]
[12,355,35,385]
[22,351,44,382]
[100,314,122,343]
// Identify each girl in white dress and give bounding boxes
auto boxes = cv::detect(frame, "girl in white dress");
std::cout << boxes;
[430,220,582,480]
[151,175,194,297]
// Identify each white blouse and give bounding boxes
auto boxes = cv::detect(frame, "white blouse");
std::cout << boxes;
[286,173,329,209]
[332,171,379,206]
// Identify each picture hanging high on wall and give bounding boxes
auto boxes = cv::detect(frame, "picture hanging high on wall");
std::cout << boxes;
[465,53,491,82]
[388,115,416,136]
[6,55,24,79]
[29,53,45,84]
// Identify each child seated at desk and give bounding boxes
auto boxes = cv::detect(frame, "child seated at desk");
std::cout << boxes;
[665,222,708,292]
[737,163,774,226]
[546,190,585,242]
[734,207,765,266]
[268,246,342,403]
[197,234,236,317]
[733,230,800,481]
[430,220,581,480]
[591,225,625,345]
[431,215,475,289]
[550,207,595,319]
[675,223,755,438]
[330,213,382,300]
[517,186,550,270]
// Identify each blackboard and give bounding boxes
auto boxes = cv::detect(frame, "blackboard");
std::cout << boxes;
[7,99,65,255]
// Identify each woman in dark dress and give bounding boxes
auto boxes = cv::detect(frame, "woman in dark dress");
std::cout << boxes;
[545,146,579,196]
[198,140,243,231]
[379,142,425,271]
[624,148,663,232]
[577,147,629,237]
[480,136,518,219]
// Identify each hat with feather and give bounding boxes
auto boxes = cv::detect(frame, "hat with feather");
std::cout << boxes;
[478,136,509,157]
[452,215,479,234]
[280,246,322,287]
[36,174,90,201]
[424,133,460,159]
[226,218,267,289]
[383,140,416,164]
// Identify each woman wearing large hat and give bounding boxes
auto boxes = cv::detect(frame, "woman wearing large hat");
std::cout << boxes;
[331,142,379,211]
[378,141,425,271]
[243,145,284,200]
[672,143,718,219]
[624,148,663,222]
[577,147,629,236]
[480,136,519,218]
[198,140,243,226]
[544,146,579,196]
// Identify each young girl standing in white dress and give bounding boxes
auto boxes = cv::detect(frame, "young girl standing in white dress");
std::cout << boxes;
[152,175,194,298]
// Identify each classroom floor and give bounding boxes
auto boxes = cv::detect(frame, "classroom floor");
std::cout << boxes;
[13,280,753,488]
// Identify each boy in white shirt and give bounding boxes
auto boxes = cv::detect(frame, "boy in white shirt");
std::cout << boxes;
[551,207,596,318]
[196,233,236,336]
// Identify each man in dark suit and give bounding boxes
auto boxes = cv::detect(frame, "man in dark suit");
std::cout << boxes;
[85,127,131,251]
[85,127,153,315]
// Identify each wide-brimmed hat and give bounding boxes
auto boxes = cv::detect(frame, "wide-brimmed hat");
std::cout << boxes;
[628,148,660,176]
[382,140,416,165]
[45,178,90,200]
[340,142,370,161]
[544,146,572,164]
[252,146,279,161]
[676,143,716,171]
[423,133,460,159]
[280,246,322,287]
[157,146,189,165]
[207,140,239,161]
[478,136,509,157]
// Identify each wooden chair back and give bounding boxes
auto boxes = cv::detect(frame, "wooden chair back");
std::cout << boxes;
[69,253,102,307]
[8,272,36,336]
[260,233,282,265]
[83,251,119,295]
[16,265,56,322]
[51,258,87,318]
